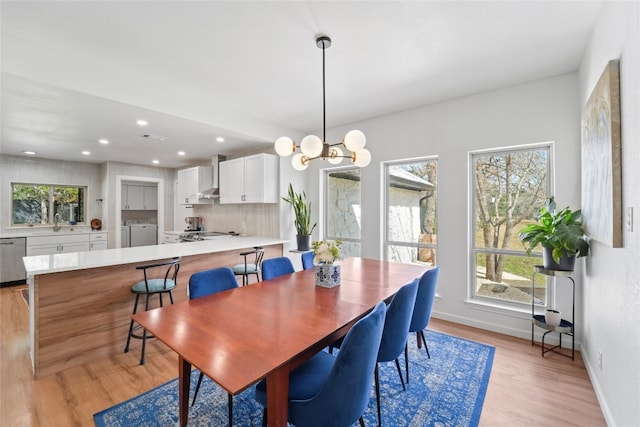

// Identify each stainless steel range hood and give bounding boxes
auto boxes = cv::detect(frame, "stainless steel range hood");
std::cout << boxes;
[196,154,227,199]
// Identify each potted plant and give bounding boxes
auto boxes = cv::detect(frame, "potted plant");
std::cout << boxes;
[518,197,589,271]
[312,240,342,288]
[282,183,317,251]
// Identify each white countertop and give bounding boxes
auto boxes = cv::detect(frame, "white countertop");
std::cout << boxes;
[23,235,287,276]
[1,227,101,239]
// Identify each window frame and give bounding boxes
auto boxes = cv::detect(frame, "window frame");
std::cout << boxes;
[321,165,362,257]
[383,156,438,265]
[467,142,555,311]
[11,182,88,227]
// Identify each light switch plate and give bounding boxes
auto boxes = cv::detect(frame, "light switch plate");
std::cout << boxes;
[626,207,633,231]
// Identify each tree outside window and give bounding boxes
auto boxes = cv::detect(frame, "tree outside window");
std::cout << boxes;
[472,145,551,305]
[12,183,86,226]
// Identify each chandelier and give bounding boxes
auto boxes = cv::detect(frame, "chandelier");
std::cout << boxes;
[274,36,371,171]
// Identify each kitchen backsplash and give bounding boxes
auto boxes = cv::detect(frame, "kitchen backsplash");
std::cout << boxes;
[192,202,279,238]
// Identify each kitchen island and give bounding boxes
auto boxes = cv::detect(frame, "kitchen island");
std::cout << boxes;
[23,235,286,379]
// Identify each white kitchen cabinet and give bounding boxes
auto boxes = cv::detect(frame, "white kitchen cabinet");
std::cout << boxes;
[27,233,91,256]
[219,153,279,204]
[89,232,108,251]
[143,186,158,210]
[177,166,213,204]
[122,185,157,210]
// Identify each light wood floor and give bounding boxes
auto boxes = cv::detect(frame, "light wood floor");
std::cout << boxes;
[0,285,605,426]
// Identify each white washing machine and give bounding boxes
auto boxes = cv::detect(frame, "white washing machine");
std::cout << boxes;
[129,224,158,247]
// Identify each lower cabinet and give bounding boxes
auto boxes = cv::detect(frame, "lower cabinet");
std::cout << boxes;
[90,232,108,251]
[27,232,108,255]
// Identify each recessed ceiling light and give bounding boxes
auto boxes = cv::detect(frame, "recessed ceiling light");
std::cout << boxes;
[177,151,186,156]
[82,151,91,155]
[23,150,36,155]
[152,159,159,164]
[137,120,148,126]
[216,137,225,142]
[99,139,109,144]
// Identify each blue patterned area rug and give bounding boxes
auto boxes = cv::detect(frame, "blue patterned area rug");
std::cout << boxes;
[94,330,494,427]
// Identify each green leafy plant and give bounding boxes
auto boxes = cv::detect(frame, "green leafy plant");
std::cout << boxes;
[518,197,589,263]
[282,183,317,236]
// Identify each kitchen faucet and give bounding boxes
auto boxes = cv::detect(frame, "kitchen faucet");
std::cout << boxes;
[54,212,62,232]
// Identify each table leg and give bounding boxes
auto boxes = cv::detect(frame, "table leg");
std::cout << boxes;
[179,356,192,427]
[266,365,290,427]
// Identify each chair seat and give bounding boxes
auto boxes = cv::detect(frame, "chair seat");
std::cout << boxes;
[255,350,334,404]
[131,278,177,293]
[231,264,259,274]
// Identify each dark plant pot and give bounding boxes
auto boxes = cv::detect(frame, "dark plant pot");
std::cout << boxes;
[296,235,311,251]
[542,246,576,271]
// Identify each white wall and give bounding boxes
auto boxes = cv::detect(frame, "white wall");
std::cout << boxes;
[578,2,640,425]
[304,71,587,385]
[0,155,103,232]
[309,72,581,332]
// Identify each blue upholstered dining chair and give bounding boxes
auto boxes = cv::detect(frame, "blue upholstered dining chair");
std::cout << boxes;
[405,266,440,383]
[301,251,315,270]
[261,256,295,280]
[188,267,239,426]
[255,301,387,427]
[124,257,181,365]
[231,246,264,286]
[374,279,419,426]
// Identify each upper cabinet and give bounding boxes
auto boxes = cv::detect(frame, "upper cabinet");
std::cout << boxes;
[219,153,279,204]
[177,166,213,205]
[122,184,158,210]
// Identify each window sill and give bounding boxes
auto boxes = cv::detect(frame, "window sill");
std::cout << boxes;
[464,298,533,320]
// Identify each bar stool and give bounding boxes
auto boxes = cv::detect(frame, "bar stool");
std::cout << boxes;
[124,257,181,365]
[231,247,264,285]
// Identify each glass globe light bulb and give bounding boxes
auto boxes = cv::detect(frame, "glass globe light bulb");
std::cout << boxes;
[343,130,366,151]
[352,148,371,167]
[300,135,323,158]
[327,147,343,165]
[292,153,309,171]
[275,136,295,156]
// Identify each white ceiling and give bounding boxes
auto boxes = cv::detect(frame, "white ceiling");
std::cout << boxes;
[0,1,603,168]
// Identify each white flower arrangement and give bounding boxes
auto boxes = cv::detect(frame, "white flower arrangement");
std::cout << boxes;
[311,240,342,265]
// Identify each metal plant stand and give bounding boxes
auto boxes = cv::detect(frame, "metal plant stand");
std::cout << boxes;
[531,265,575,360]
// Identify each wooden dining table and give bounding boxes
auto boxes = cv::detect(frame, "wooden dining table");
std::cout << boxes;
[131,257,428,427]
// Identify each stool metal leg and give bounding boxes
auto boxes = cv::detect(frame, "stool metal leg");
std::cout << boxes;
[124,294,141,353]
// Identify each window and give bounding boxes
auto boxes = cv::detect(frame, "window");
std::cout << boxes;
[471,144,552,307]
[324,168,361,258]
[384,158,437,266]
[12,183,87,226]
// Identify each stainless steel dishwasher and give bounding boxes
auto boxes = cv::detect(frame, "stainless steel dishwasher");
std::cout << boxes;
[1,237,26,286]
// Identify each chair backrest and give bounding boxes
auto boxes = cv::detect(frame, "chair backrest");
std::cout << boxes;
[189,267,239,299]
[237,247,265,273]
[288,302,387,427]
[261,256,295,280]
[136,257,181,292]
[409,266,440,333]
[301,251,315,270]
[378,278,419,362]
